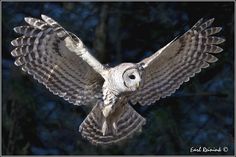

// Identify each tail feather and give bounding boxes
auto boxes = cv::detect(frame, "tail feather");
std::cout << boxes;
[79,103,146,145]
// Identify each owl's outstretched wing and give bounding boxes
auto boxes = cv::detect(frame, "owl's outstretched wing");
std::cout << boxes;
[11,15,106,106]
[130,18,225,106]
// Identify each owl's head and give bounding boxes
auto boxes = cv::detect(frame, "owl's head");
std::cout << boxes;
[119,63,142,92]
[122,67,141,91]
[108,63,142,93]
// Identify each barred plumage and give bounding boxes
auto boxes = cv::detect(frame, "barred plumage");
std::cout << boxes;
[79,102,146,145]
[11,15,104,106]
[130,18,225,106]
[11,15,225,145]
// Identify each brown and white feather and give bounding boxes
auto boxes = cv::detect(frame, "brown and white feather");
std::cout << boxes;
[11,15,105,106]
[79,100,146,145]
[130,18,225,106]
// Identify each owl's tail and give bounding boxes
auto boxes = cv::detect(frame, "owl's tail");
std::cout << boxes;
[79,103,146,145]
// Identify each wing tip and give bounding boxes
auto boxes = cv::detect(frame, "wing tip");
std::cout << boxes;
[24,17,31,23]
[208,17,215,23]
[198,18,204,23]
[215,46,223,53]
[13,26,19,33]
[215,37,226,44]
[11,40,16,46]
[41,14,48,21]
[216,27,223,33]
[11,49,17,56]
[220,37,226,43]
[24,17,33,25]
[13,26,25,33]
[14,59,21,66]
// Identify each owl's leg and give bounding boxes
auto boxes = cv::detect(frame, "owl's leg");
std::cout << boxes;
[112,122,117,135]
[101,104,113,136]
[102,118,118,136]
[110,104,126,135]
[102,104,113,118]
[101,120,108,136]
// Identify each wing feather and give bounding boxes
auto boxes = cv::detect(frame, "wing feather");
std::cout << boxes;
[11,14,105,106]
[130,18,225,106]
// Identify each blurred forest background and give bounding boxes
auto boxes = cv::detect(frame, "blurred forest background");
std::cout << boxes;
[2,2,234,155]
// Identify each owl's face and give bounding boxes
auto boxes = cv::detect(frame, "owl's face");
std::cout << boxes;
[109,63,142,93]
[122,67,141,91]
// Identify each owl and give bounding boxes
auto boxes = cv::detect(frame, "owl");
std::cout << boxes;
[11,15,225,145]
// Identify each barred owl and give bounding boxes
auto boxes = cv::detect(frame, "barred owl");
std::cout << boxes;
[11,15,225,145]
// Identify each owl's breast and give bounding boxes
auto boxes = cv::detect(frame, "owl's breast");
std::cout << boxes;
[102,86,119,106]
[101,80,125,116]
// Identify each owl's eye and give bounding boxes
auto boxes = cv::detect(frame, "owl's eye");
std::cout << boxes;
[129,74,136,80]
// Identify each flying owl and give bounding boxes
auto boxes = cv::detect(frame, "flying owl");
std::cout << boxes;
[11,14,225,145]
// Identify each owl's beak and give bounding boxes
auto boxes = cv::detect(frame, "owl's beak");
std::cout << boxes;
[136,82,140,88]
[130,84,139,91]
[130,82,140,91]
[134,82,140,90]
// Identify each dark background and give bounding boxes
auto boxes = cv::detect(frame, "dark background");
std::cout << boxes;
[2,2,234,155]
